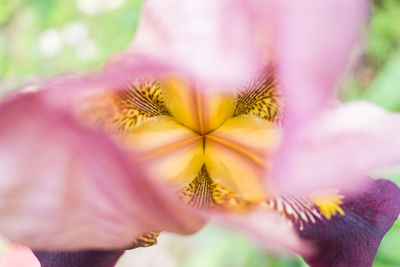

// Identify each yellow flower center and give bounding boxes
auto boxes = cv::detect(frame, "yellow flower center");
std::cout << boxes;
[117,75,281,203]
[78,70,345,225]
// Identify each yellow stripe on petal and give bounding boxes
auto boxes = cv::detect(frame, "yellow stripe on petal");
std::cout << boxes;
[161,75,235,134]
[179,166,214,209]
[75,78,168,133]
[234,70,283,123]
[111,78,169,132]
[204,115,281,202]
[179,166,251,211]
[117,116,204,187]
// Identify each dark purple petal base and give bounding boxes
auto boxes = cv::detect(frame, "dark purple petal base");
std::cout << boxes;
[33,249,124,267]
[299,179,400,267]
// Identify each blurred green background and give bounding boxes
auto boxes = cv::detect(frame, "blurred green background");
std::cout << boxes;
[0,0,400,266]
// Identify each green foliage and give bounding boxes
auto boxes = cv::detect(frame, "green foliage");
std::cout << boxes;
[368,0,400,68]
[178,225,303,267]
[375,220,400,267]
[365,50,400,112]
[0,0,143,86]
[346,1,400,266]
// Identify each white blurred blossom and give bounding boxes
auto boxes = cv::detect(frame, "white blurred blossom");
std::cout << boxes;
[75,39,98,59]
[61,22,90,46]
[117,234,178,267]
[76,0,126,16]
[38,29,64,58]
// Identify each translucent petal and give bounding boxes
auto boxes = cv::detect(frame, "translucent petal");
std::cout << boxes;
[0,92,204,250]
[273,0,368,124]
[273,101,400,195]
[0,245,40,267]
[130,0,269,87]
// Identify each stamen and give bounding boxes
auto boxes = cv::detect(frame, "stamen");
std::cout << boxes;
[131,232,160,248]
[310,190,345,219]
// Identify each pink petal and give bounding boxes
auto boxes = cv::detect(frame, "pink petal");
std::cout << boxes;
[128,0,269,87]
[0,245,40,267]
[272,101,400,195]
[0,92,203,250]
[272,0,368,126]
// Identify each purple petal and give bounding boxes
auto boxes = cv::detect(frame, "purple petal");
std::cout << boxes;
[33,250,124,267]
[299,179,400,267]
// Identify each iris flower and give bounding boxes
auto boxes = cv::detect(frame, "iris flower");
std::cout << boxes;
[1,0,400,267]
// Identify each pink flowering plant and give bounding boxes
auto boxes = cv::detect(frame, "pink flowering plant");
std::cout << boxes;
[1,0,400,266]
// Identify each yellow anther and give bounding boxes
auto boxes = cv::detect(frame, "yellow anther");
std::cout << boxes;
[311,190,345,220]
